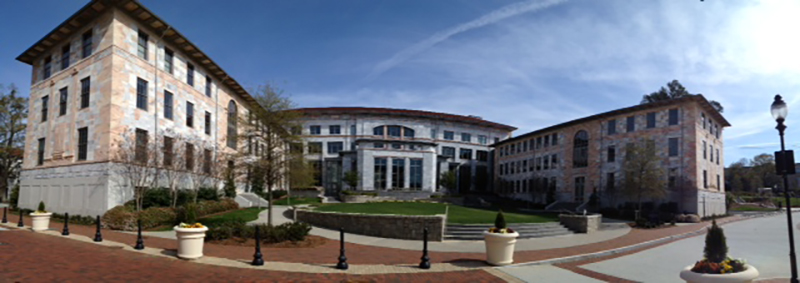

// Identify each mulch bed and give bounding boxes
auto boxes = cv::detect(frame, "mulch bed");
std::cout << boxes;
[208,235,327,249]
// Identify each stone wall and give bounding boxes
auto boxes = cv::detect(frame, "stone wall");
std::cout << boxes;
[559,214,602,233]
[291,189,323,199]
[340,194,390,203]
[295,209,446,241]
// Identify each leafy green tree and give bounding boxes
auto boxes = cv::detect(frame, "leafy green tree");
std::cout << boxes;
[751,153,779,189]
[439,170,457,193]
[0,85,26,201]
[343,170,359,190]
[622,141,667,216]
[223,168,237,198]
[640,80,723,113]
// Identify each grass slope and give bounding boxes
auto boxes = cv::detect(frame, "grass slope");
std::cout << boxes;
[314,202,557,224]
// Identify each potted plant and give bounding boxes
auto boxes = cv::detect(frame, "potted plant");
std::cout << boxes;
[174,222,208,260]
[483,210,519,266]
[30,201,53,232]
[679,220,759,282]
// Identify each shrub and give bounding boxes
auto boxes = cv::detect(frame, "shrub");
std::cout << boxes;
[494,210,507,229]
[138,207,178,229]
[177,203,198,224]
[341,190,378,197]
[197,187,220,202]
[104,199,238,231]
[704,220,728,263]
[223,174,237,198]
[205,218,246,241]
[205,219,311,243]
[52,213,96,225]
[37,201,46,212]
[102,205,137,230]
[271,190,288,200]
[195,199,239,216]
[9,184,19,209]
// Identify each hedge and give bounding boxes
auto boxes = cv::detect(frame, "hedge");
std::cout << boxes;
[205,218,311,243]
[103,199,239,231]
[123,187,221,209]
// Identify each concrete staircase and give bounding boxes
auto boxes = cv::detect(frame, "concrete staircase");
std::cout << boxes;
[444,222,573,241]
[234,192,270,208]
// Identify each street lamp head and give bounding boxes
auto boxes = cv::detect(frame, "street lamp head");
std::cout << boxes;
[772,94,788,121]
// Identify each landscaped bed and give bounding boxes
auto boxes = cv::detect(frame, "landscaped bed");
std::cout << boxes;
[312,202,558,224]
[272,197,321,206]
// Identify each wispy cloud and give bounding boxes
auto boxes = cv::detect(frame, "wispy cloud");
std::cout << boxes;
[363,0,567,82]
[738,143,779,149]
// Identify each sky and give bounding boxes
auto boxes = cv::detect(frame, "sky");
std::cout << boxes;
[2,0,800,166]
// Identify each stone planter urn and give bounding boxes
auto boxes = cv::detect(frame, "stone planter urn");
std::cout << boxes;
[679,264,759,283]
[483,230,519,266]
[30,212,53,231]
[174,225,209,260]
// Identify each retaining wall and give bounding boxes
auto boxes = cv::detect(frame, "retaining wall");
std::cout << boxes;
[295,209,446,241]
[559,214,602,233]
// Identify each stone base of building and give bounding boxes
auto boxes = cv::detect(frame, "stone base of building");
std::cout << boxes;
[18,162,119,217]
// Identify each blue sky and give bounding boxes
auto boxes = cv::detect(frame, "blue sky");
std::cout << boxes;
[2,0,800,166]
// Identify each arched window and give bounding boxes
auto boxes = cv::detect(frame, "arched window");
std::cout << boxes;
[227,100,237,149]
[403,127,415,138]
[573,130,588,168]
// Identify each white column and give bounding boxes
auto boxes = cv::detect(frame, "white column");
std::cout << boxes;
[404,157,410,189]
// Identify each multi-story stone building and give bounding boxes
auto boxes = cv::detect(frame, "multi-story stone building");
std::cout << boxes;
[15,0,257,216]
[294,107,515,194]
[493,95,729,217]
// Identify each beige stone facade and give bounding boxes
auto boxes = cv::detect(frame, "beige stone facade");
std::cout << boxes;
[494,95,729,217]
[16,0,256,216]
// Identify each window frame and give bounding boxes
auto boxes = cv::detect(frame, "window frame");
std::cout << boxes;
[82,30,93,59]
[136,78,148,111]
[137,30,148,60]
[59,87,68,116]
[77,127,88,161]
[80,77,90,109]
[164,90,173,120]
[186,102,194,128]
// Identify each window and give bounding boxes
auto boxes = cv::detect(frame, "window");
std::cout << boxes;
[137,30,148,60]
[80,77,90,109]
[625,143,634,161]
[135,129,148,164]
[310,125,321,135]
[715,125,720,139]
[308,142,322,154]
[710,145,714,161]
[444,131,454,140]
[536,137,543,149]
[442,146,455,158]
[41,95,49,122]
[669,108,679,125]
[328,142,343,154]
[164,48,174,74]
[430,129,437,139]
[607,120,616,135]
[374,158,387,189]
[205,112,211,135]
[61,45,70,70]
[410,159,422,189]
[717,174,721,190]
[163,91,173,119]
[461,133,471,142]
[646,112,656,128]
[701,113,706,129]
[477,150,488,161]
[668,168,677,189]
[459,148,472,160]
[82,30,92,58]
[551,154,558,168]
[77,127,88,161]
[205,76,212,97]
[204,149,212,174]
[544,135,550,147]
[187,63,194,86]
[373,126,384,136]
[607,146,616,162]
[43,57,52,79]
[37,138,45,166]
[573,130,589,168]
[626,116,635,132]
[163,136,173,167]
[606,172,615,191]
[522,160,528,172]
[478,135,488,145]
[136,78,148,111]
[329,125,341,135]
[392,159,405,188]
[59,87,68,116]
[373,142,384,148]
[543,156,549,170]
[185,143,194,170]
[716,148,720,165]
[669,138,679,157]
[523,141,528,152]
[703,140,707,159]
[227,101,237,148]
[387,126,401,137]
[703,170,708,188]
[391,143,402,150]
[552,133,558,145]
[404,128,415,138]
[186,102,194,128]
[574,176,585,202]
[495,137,500,144]
[351,124,356,135]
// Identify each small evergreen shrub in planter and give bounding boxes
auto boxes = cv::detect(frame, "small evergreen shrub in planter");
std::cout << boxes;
[679,220,759,282]
[30,201,53,231]
[484,211,519,266]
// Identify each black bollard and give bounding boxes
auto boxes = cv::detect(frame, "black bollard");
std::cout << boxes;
[93,215,103,242]
[252,225,264,266]
[2,207,7,223]
[62,213,70,236]
[336,227,348,270]
[134,219,144,250]
[419,228,431,269]
[17,209,23,227]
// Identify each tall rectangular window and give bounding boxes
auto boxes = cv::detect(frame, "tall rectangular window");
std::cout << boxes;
[551,154,558,168]
[205,76,212,97]
[574,176,585,202]
[164,48,174,74]
[43,57,52,79]
[544,135,550,147]
[77,127,88,161]
[703,140,707,159]
[536,157,542,171]
[163,136,173,167]
[536,137,543,149]
[443,131,454,140]
[669,108,679,125]
[203,149,212,174]
[80,77,90,109]
[430,129,437,139]
[308,142,322,154]
[205,111,211,135]
[329,125,341,135]
[185,143,194,171]
[703,170,708,188]
[669,137,679,157]
[647,112,656,128]
[137,30,148,60]
[351,125,357,135]
[716,148,720,165]
[37,138,45,165]
[608,146,616,162]
[136,78,148,111]
[61,45,70,70]
[442,146,455,158]
[164,91,173,119]
[669,168,677,189]
[187,63,194,86]
[606,172,615,192]
[478,135,488,145]
[392,159,405,188]
[59,87,68,116]
[710,145,714,161]
[410,159,422,189]
[374,158,387,189]
[701,113,706,129]
[627,116,635,132]
[186,102,194,128]
[41,95,49,122]
[135,129,148,164]
[552,133,558,145]
[717,174,721,190]
[327,142,343,154]
[82,30,92,58]
[310,125,321,135]
[459,148,472,160]
[461,133,471,142]
[607,120,617,135]
[477,150,489,161]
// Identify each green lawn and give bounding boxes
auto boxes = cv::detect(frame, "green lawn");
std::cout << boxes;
[199,207,266,228]
[731,206,778,212]
[772,197,800,207]
[272,197,321,206]
[313,202,558,224]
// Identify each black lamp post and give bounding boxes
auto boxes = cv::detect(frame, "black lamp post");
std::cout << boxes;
[772,94,798,283]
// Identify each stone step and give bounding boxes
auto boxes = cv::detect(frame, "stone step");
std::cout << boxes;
[445,226,570,235]
[445,222,564,231]
[444,229,573,241]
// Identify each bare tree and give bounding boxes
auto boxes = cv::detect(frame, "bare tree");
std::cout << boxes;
[157,130,186,208]
[622,140,667,217]
[0,85,26,201]
[111,128,159,211]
